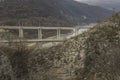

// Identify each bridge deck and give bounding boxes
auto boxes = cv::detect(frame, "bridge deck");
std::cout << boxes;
[0,26,75,30]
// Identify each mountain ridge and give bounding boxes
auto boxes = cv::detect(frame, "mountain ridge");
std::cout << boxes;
[0,0,113,26]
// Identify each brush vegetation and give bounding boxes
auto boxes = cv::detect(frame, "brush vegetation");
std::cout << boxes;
[0,13,120,80]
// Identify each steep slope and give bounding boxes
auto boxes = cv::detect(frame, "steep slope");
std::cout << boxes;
[0,13,120,80]
[28,13,120,80]
[0,0,113,26]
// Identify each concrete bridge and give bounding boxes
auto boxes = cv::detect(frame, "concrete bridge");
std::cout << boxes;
[0,26,79,43]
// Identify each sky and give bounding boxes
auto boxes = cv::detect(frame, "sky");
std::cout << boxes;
[75,0,120,11]
[75,0,120,4]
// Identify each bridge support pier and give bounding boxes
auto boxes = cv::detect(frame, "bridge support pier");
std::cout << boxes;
[38,29,43,48]
[38,29,42,39]
[75,28,78,36]
[19,28,24,38]
[57,29,61,39]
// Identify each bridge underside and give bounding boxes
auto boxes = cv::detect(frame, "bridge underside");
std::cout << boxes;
[0,39,65,43]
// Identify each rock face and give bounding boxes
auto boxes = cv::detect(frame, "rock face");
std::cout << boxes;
[0,0,113,26]
[0,13,120,80]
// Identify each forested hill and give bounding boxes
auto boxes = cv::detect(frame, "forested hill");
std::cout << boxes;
[0,0,113,26]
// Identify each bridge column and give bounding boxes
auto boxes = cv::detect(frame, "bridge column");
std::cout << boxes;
[38,28,43,48]
[19,27,24,38]
[38,28,42,39]
[75,27,78,36]
[57,28,61,39]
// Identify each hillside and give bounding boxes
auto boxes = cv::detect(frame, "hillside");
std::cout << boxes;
[32,13,120,80]
[0,0,113,26]
[0,13,120,80]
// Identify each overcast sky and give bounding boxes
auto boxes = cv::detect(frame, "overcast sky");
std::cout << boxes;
[75,0,120,11]
[75,0,120,4]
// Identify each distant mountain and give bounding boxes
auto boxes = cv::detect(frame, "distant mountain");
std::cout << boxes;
[0,0,113,26]
[100,3,120,11]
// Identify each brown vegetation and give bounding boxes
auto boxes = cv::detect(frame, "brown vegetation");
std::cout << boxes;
[0,13,120,80]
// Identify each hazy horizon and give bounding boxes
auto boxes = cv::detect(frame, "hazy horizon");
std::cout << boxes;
[75,0,120,11]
